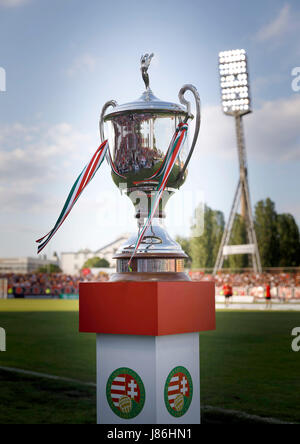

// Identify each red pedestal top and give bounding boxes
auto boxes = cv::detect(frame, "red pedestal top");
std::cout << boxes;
[79,281,215,336]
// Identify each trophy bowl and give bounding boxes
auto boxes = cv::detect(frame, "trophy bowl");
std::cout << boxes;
[99,54,201,280]
[104,91,188,192]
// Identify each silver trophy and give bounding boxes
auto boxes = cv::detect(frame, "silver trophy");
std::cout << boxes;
[100,54,201,281]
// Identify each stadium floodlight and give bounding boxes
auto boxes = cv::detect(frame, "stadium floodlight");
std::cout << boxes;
[214,49,262,276]
[218,49,251,115]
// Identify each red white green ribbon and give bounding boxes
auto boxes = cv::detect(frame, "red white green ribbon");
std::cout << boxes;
[128,122,188,270]
[37,123,188,264]
[36,140,110,254]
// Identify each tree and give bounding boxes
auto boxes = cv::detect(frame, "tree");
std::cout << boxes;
[254,198,279,267]
[226,214,249,269]
[277,213,300,267]
[37,264,61,273]
[179,197,300,270]
[82,257,110,269]
[175,236,192,267]
[190,205,225,268]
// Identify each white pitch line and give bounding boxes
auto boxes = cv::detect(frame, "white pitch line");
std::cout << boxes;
[202,405,294,424]
[0,366,293,425]
[216,303,300,311]
[0,365,96,387]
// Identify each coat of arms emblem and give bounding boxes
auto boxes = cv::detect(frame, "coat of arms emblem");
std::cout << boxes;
[106,367,145,419]
[164,366,193,417]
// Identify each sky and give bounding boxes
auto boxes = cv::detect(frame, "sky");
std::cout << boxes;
[0,0,299,258]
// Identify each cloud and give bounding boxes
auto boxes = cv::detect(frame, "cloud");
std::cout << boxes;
[0,122,94,212]
[0,95,298,235]
[0,187,44,212]
[0,0,29,7]
[247,95,300,161]
[0,222,37,234]
[255,4,291,41]
[197,95,300,162]
[66,53,98,77]
[252,73,285,95]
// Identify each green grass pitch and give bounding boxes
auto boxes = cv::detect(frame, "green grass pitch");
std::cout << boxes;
[0,300,299,424]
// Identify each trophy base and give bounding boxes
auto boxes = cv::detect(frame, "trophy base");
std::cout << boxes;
[111,219,191,281]
[110,271,190,282]
[112,256,190,281]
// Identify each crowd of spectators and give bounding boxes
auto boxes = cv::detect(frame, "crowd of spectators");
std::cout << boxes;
[189,270,300,300]
[0,271,109,298]
[113,114,163,175]
[1,270,299,299]
[189,270,300,287]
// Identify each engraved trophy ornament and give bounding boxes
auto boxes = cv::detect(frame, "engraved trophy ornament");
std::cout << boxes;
[99,54,201,281]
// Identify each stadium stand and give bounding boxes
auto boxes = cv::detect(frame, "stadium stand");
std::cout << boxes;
[1,270,299,300]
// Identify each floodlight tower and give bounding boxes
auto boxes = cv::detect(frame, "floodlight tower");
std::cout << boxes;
[213,49,262,275]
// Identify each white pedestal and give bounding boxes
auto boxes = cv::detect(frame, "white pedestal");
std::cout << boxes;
[96,332,200,424]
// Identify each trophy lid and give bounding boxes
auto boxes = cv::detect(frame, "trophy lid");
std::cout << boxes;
[103,53,188,121]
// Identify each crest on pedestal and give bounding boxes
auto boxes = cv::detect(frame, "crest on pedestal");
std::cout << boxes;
[106,367,145,419]
[164,366,193,417]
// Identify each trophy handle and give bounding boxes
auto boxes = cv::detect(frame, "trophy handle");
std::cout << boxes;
[178,84,201,180]
[99,100,117,143]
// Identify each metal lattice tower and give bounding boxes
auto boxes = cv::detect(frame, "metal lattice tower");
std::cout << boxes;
[213,49,262,275]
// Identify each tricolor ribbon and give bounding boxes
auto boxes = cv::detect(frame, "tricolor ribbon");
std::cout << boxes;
[36,122,188,265]
[128,122,188,270]
[36,140,110,254]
